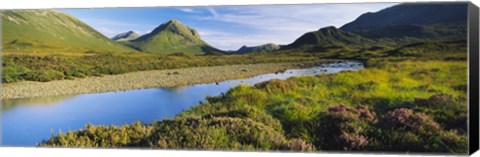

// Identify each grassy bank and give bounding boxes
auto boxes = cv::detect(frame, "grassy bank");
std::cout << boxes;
[3,41,465,84]
[2,52,320,83]
[2,62,321,99]
[40,60,468,153]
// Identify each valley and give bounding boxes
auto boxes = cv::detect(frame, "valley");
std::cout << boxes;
[0,2,471,154]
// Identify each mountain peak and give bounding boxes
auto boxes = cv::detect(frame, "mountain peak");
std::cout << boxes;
[125,19,223,55]
[317,26,340,35]
[340,3,468,32]
[235,43,280,54]
[142,19,200,39]
[112,31,140,41]
[166,19,180,24]
[338,3,467,41]
[284,26,372,49]
[163,19,183,28]
[319,26,337,31]
[161,19,187,29]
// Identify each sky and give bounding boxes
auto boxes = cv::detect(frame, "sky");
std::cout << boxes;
[61,3,397,51]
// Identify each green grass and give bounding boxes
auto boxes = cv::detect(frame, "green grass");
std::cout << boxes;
[2,52,320,83]
[3,40,466,84]
[40,59,468,153]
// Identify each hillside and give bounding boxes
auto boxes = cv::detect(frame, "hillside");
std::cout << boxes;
[1,10,137,54]
[235,43,281,54]
[385,41,467,58]
[340,3,468,42]
[112,31,140,41]
[123,19,223,55]
[282,26,373,51]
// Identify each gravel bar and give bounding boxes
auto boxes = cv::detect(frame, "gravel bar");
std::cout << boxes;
[2,62,327,100]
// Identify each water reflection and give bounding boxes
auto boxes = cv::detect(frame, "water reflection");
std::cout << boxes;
[2,95,78,111]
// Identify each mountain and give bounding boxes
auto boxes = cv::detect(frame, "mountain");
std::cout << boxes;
[235,43,281,54]
[1,10,136,53]
[340,3,468,42]
[112,31,140,41]
[124,19,223,55]
[283,26,373,50]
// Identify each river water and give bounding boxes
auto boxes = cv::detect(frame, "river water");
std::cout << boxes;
[1,61,363,146]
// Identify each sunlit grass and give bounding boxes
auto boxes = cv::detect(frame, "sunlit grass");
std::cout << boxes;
[40,59,468,153]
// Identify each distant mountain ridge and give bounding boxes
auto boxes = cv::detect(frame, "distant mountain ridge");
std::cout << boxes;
[340,3,468,42]
[282,26,373,51]
[280,2,469,53]
[235,43,281,54]
[1,3,468,56]
[341,3,467,31]
[112,31,140,41]
[123,19,223,55]
[1,10,137,53]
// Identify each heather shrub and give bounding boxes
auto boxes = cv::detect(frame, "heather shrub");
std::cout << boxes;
[379,108,440,133]
[413,94,467,131]
[201,106,284,132]
[373,108,467,153]
[148,116,289,150]
[41,117,290,150]
[287,138,316,152]
[309,105,376,151]
[40,122,152,147]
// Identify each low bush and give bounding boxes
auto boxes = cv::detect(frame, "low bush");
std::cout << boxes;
[22,69,65,82]
[309,105,375,151]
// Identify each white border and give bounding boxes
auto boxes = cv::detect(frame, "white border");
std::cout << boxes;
[0,0,471,9]
[0,0,476,157]
[0,147,459,157]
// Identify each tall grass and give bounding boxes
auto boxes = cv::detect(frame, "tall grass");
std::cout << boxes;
[41,60,468,153]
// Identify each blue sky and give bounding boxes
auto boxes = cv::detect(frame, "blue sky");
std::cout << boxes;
[61,3,397,50]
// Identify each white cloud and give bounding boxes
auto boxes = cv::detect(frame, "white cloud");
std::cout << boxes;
[238,4,395,29]
[197,28,293,51]
[198,3,398,50]
[64,3,399,50]
[78,18,148,37]
[178,8,200,13]
[81,18,137,27]
[207,7,219,18]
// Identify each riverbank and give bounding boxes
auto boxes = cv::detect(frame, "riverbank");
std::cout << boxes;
[38,60,468,153]
[1,61,333,99]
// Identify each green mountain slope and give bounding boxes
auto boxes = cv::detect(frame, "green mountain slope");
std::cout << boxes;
[386,41,467,58]
[282,26,373,51]
[340,3,468,42]
[1,10,137,54]
[124,19,223,55]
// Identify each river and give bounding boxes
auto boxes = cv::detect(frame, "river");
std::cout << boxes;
[1,61,363,146]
